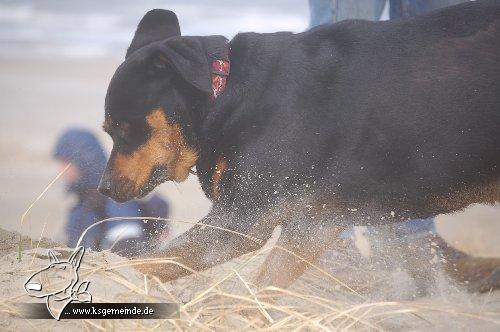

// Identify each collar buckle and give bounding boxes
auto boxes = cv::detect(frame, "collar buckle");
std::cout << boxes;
[211,59,230,100]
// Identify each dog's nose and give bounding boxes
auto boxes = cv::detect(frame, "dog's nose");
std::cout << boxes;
[98,172,136,202]
[98,179,111,196]
[26,282,42,291]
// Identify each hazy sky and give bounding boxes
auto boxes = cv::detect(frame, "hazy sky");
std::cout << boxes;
[0,0,310,57]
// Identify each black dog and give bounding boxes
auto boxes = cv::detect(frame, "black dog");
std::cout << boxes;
[99,1,500,289]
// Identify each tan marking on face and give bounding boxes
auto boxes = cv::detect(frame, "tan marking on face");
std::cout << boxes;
[111,108,197,193]
[432,180,500,213]
[211,156,227,200]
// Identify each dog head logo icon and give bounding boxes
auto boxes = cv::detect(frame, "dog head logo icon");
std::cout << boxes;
[24,246,92,320]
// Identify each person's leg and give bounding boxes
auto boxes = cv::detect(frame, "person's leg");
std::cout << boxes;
[309,0,334,28]
[390,0,417,18]
[390,0,403,18]
[310,0,388,28]
[373,0,388,20]
[337,0,387,21]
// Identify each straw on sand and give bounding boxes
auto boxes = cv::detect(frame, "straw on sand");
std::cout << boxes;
[7,168,500,331]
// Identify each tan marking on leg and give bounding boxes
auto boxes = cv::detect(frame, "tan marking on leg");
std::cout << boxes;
[434,235,500,292]
[111,108,197,193]
[211,157,227,200]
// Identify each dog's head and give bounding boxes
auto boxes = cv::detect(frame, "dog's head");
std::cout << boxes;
[99,10,218,202]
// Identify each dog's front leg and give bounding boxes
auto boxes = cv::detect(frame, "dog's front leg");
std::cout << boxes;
[253,217,346,290]
[136,207,276,282]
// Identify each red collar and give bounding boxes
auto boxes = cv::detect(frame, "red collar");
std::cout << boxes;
[210,58,230,101]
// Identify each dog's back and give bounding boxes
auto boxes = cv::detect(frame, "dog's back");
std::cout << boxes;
[265,0,500,221]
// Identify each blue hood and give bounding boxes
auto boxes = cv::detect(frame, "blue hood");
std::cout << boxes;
[53,128,107,192]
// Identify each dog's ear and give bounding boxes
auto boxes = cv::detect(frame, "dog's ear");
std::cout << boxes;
[68,246,85,269]
[126,9,181,58]
[48,250,59,264]
[150,36,212,93]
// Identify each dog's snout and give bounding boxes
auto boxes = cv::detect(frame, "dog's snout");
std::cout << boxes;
[98,167,114,196]
[98,171,136,203]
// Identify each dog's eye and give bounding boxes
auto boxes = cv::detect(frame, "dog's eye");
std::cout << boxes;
[111,122,131,143]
